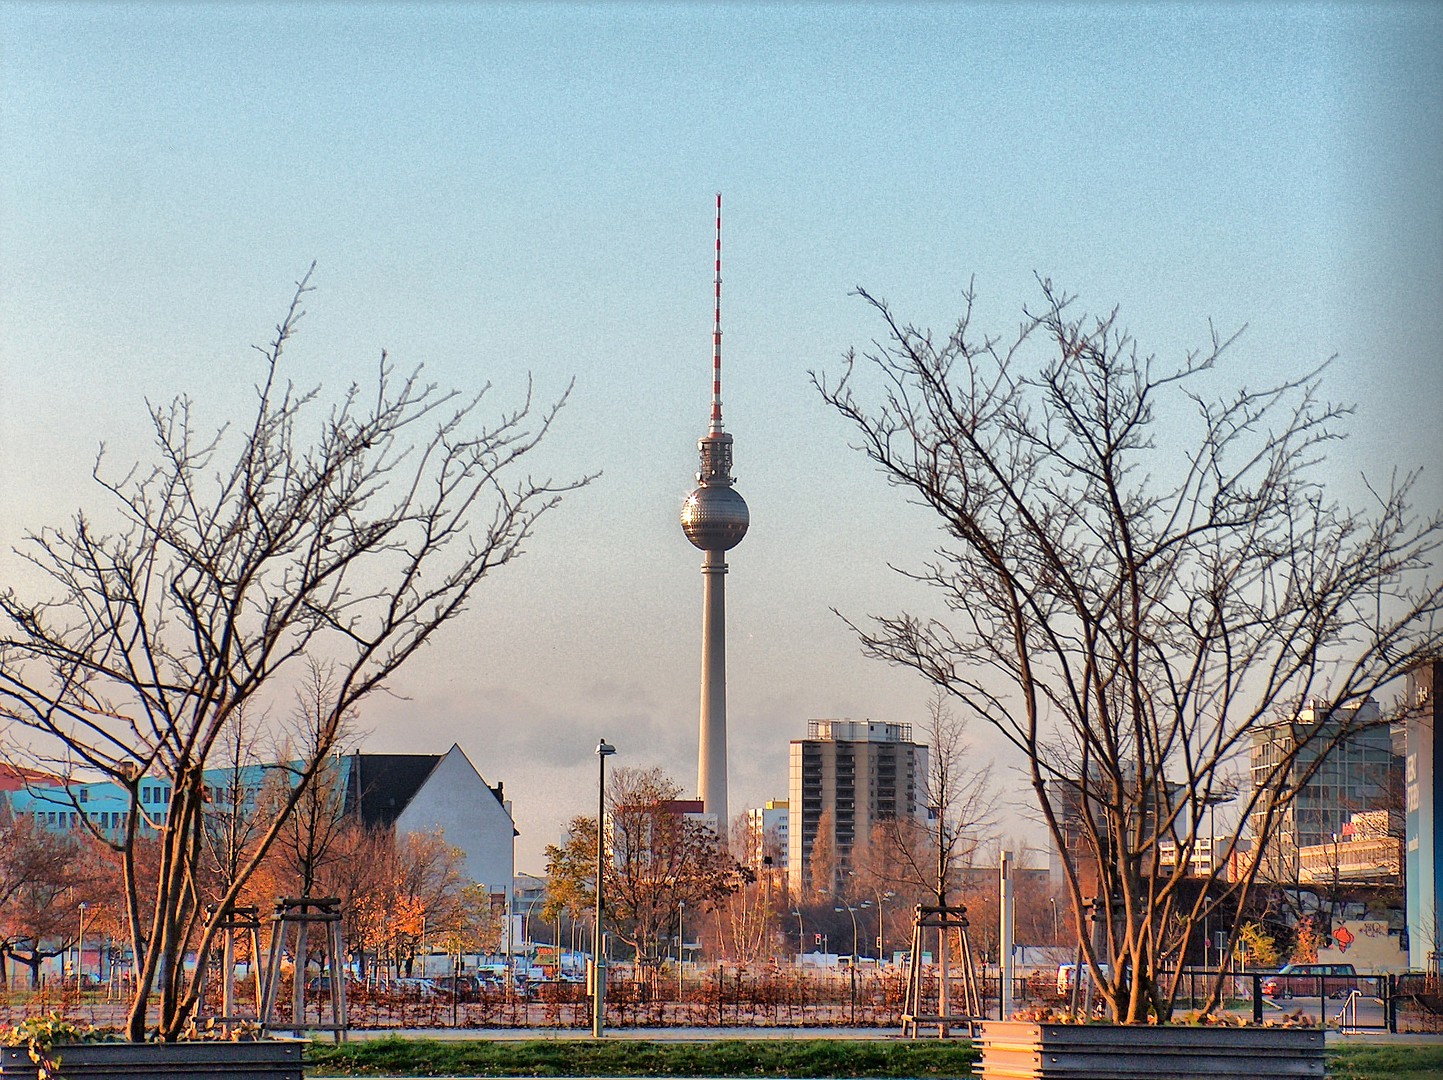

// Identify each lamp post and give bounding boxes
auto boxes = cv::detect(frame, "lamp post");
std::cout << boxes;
[790,909,805,964]
[677,899,685,1005]
[834,903,859,1023]
[77,902,87,993]
[1049,897,1059,944]
[875,890,895,963]
[834,904,859,959]
[507,813,516,987]
[593,738,616,1038]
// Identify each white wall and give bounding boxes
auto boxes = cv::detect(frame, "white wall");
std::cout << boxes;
[394,744,515,902]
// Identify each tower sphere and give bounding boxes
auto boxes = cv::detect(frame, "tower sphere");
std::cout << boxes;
[682,484,749,551]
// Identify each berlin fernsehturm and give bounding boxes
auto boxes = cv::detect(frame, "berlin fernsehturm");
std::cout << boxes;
[680,193,748,833]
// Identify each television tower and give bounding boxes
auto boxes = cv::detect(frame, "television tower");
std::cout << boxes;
[681,193,749,831]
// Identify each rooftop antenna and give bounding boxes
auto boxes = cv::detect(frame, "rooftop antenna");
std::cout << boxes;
[711,192,724,435]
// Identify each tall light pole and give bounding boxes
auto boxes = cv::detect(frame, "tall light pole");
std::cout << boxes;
[593,738,616,1038]
[506,805,516,988]
[677,899,685,1005]
[791,909,805,964]
[77,902,87,993]
[1049,898,1059,944]
[877,891,895,963]
[834,903,859,1023]
[850,874,894,963]
[834,904,859,959]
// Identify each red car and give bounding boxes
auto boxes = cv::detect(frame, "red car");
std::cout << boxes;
[1261,962,1358,999]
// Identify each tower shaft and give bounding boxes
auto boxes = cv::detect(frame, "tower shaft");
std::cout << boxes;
[697,548,729,828]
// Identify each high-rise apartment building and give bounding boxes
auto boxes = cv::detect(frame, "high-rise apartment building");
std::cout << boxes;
[787,719,927,896]
[1248,699,1400,880]
[744,799,789,870]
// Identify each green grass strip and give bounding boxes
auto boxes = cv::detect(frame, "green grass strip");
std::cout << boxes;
[1326,1043,1443,1080]
[305,1037,979,1078]
[306,1035,1443,1080]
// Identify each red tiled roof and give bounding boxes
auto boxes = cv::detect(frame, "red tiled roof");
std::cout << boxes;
[0,763,64,792]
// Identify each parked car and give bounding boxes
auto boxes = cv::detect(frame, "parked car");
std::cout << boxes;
[1261,962,1358,999]
[304,974,359,997]
[1057,962,1111,995]
[389,976,445,999]
[434,973,487,1001]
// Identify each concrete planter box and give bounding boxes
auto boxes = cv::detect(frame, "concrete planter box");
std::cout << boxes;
[978,1020,1325,1079]
[1,1040,302,1080]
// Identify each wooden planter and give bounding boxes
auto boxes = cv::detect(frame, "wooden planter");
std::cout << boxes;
[0,1040,302,1080]
[978,1020,1325,1079]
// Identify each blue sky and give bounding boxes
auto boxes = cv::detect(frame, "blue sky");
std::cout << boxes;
[3,2,1440,871]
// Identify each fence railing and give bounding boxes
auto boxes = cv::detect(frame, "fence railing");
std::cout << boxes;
[2,965,1438,1033]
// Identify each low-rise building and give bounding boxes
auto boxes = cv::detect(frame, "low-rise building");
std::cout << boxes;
[1298,809,1404,885]
[2,743,517,901]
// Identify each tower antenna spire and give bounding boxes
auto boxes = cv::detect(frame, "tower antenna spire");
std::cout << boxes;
[711,191,724,435]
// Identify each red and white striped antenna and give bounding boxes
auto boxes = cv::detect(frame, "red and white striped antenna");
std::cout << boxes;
[710,191,724,435]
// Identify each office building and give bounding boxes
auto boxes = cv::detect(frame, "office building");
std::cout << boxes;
[1248,698,1399,881]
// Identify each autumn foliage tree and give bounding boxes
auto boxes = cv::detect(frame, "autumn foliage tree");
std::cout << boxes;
[0,270,589,1039]
[544,767,751,963]
[0,814,101,987]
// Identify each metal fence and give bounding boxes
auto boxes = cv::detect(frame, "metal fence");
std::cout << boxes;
[2,965,1439,1033]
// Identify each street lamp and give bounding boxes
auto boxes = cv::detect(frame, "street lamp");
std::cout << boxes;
[790,909,805,963]
[1049,898,1059,944]
[834,904,859,959]
[875,890,895,963]
[677,899,685,1005]
[77,902,87,993]
[593,738,616,1039]
[834,903,860,1024]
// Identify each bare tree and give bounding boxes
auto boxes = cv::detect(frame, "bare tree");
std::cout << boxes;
[199,705,269,904]
[0,268,591,1039]
[266,660,359,899]
[815,280,1443,1022]
[714,813,782,962]
[867,689,997,907]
